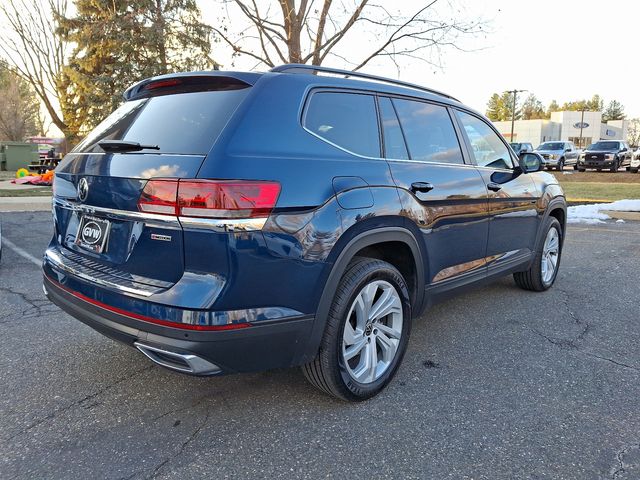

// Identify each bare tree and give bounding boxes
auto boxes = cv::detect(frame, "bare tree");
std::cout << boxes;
[627,118,640,148]
[213,0,485,71]
[0,0,71,138]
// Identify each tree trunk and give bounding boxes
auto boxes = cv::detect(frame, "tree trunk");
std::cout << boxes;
[155,0,168,73]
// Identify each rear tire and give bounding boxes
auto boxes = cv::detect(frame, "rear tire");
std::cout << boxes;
[578,167,586,172]
[514,217,563,292]
[302,258,411,401]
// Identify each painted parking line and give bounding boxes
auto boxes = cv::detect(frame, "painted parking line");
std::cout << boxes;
[2,237,42,267]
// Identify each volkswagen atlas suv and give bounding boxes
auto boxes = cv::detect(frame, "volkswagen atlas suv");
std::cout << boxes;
[43,65,567,401]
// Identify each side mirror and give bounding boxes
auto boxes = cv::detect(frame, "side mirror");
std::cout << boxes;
[620,147,627,152]
[519,153,542,173]
[564,148,571,152]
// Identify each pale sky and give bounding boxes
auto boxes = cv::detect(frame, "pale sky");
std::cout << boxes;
[199,0,640,118]
[4,0,639,138]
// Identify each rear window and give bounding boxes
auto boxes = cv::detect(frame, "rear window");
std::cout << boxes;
[304,91,380,158]
[73,89,249,155]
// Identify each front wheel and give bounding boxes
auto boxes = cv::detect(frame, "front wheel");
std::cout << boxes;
[610,160,619,173]
[557,158,564,171]
[514,217,563,291]
[631,167,639,173]
[303,258,411,401]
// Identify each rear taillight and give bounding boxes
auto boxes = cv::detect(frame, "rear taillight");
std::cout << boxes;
[138,179,179,215]
[137,179,280,219]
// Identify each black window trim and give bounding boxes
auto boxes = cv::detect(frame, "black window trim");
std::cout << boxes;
[451,107,519,171]
[300,86,488,169]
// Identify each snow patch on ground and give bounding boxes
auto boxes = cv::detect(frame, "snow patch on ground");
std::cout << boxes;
[567,199,640,224]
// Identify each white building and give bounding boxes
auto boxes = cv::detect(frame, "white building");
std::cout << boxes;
[493,111,628,148]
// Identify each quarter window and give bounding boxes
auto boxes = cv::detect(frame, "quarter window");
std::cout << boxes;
[392,98,463,164]
[455,110,513,169]
[304,91,380,158]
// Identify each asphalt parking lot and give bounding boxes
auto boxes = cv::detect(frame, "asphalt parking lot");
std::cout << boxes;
[1,211,639,479]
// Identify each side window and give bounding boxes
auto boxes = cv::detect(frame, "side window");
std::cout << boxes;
[304,91,380,158]
[392,98,464,164]
[378,97,409,160]
[455,110,514,169]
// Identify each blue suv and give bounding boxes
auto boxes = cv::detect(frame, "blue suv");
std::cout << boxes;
[43,65,567,401]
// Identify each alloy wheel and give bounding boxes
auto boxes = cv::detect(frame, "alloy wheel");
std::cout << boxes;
[541,227,560,285]
[341,280,403,384]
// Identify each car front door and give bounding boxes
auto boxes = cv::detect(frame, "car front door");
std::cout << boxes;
[453,109,541,271]
[378,96,490,287]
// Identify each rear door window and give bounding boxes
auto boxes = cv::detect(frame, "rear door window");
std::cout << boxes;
[304,91,380,158]
[392,98,464,164]
[73,89,250,155]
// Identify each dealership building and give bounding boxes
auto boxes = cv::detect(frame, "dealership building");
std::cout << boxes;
[492,111,628,149]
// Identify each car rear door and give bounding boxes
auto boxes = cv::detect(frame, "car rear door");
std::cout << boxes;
[379,96,490,286]
[452,109,541,270]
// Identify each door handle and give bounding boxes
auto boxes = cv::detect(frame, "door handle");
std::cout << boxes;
[410,182,434,193]
[487,182,502,192]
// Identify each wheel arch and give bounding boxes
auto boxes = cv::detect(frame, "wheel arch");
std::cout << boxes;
[535,196,567,250]
[295,226,425,365]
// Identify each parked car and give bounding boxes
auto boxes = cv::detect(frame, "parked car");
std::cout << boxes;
[578,141,632,172]
[534,141,579,171]
[42,65,567,401]
[510,142,534,155]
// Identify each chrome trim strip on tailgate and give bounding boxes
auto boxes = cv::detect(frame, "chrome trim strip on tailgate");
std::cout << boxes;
[178,216,267,232]
[54,198,268,231]
[53,198,180,226]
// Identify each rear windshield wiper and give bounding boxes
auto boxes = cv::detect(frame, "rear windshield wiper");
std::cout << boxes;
[98,140,160,152]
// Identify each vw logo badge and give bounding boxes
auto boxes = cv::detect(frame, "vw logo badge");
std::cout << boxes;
[77,178,89,202]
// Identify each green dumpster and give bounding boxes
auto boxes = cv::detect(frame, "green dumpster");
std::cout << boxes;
[0,142,39,171]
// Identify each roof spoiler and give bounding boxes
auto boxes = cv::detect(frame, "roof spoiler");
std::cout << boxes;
[123,72,259,101]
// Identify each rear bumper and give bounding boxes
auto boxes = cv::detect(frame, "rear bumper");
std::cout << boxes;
[43,274,316,375]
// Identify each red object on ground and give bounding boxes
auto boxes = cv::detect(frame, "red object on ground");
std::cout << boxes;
[11,174,53,186]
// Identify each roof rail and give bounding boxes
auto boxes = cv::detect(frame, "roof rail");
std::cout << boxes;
[270,63,459,102]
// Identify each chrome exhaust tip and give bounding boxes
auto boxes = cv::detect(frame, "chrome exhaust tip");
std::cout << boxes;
[134,342,221,375]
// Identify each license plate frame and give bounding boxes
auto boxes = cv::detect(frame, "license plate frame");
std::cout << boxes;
[75,215,111,254]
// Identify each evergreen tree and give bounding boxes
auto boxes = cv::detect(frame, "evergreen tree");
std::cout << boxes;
[546,100,560,118]
[0,63,40,141]
[59,0,215,136]
[486,93,503,121]
[521,94,545,120]
[486,92,522,121]
[602,100,625,121]
[587,94,604,112]
[501,91,521,122]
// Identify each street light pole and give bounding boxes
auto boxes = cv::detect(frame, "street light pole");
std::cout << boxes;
[579,108,585,149]
[507,89,527,142]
